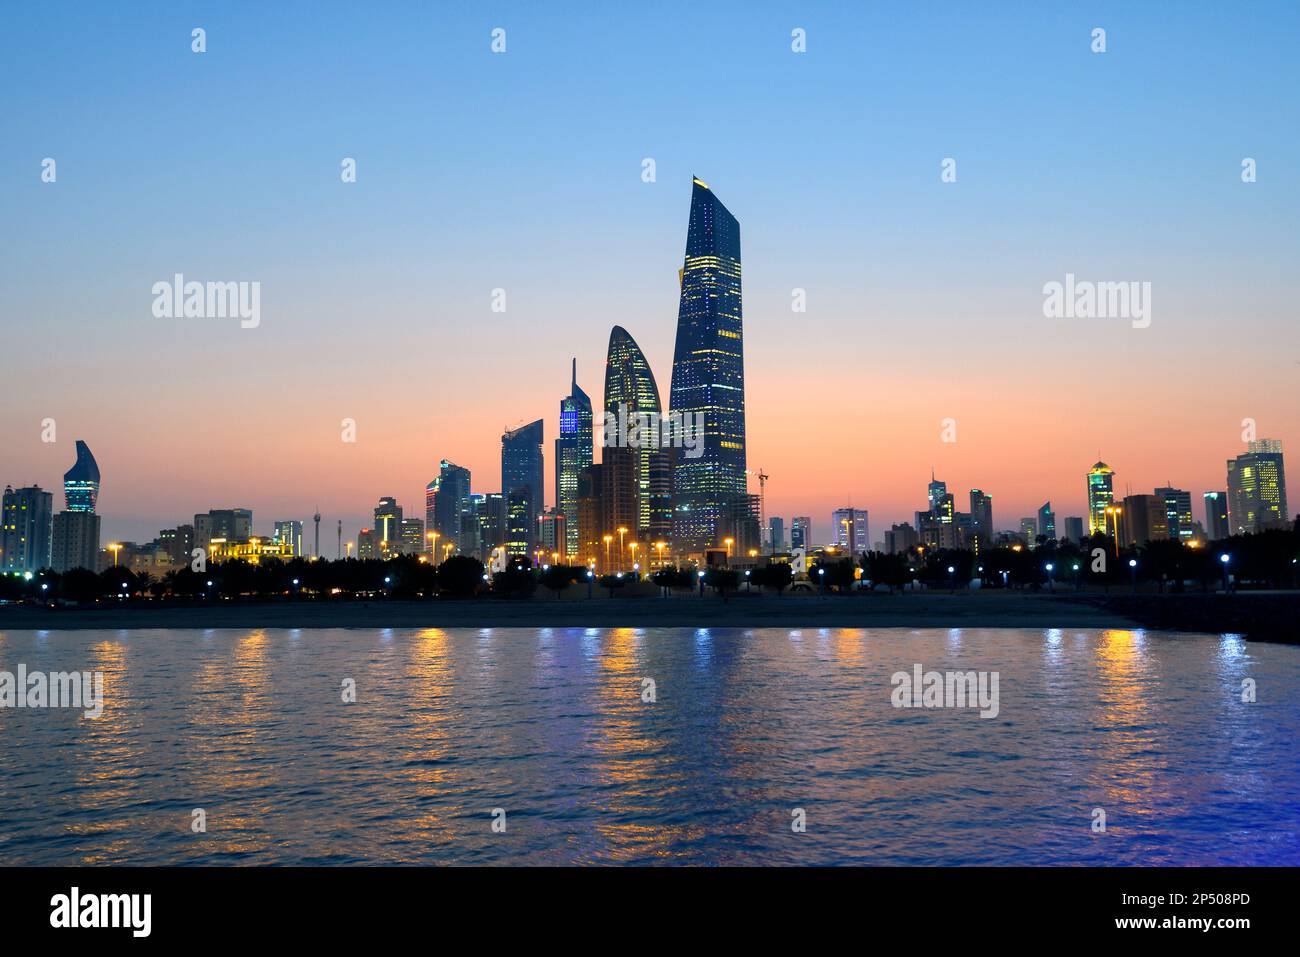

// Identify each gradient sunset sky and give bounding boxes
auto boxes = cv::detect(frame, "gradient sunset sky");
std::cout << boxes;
[3,2,1297,547]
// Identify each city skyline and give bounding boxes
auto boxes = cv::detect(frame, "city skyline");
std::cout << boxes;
[3,5,1297,547]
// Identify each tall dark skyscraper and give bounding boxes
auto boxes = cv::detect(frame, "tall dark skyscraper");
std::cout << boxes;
[669,177,746,554]
[555,359,593,561]
[428,459,472,547]
[969,489,994,543]
[63,440,100,512]
[604,326,670,546]
[1037,501,1056,541]
[502,419,544,555]
[1204,491,1230,540]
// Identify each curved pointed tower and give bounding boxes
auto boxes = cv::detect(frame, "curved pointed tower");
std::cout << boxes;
[669,177,745,554]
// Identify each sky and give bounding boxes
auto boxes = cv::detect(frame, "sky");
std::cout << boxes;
[2,1,1298,548]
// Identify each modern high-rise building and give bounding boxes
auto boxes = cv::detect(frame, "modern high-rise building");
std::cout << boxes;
[273,520,303,556]
[669,177,746,555]
[831,507,870,554]
[1086,461,1116,535]
[1037,501,1056,542]
[63,440,101,513]
[1,485,54,573]
[1121,493,1169,547]
[52,511,101,572]
[1203,491,1230,541]
[1227,440,1289,534]
[373,497,403,548]
[194,508,253,553]
[1062,516,1085,544]
[576,465,604,570]
[1154,486,1194,543]
[790,516,810,551]
[768,516,785,553]
[400,518,426,556]
[538,509,567,561]
[969,489,994,545]
[159,524,194,566]
[502,420,544,554]
[927,473,948,514]
[1018,517,1038,544]
[428,460,472,547]
[476,492,506,557]
[555,359,593,561]
[603,326,670,547]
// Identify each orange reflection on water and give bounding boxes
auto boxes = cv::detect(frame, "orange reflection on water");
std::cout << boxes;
[1088,629,1170,817]
[177,630,278,860]
[589,627,686,861]
[392,628,462,853]
[70,639,143,863]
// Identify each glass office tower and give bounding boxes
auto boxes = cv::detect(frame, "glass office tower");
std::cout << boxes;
[604,326,670,545]
[555,359,593,561]
[669,177,746,554]
[501,419,544,555]
[63,440,100,512]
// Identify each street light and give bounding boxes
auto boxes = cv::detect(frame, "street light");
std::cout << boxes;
[654,541,667,568]
[603,534,613,573]
[1220,553,1231,593]
[628,542,638,575]
[617,527,628,571]
[108,543,122,567]
[1128,557,1138,592]
[1045,562,1054,592]
[428,531,440,568]
[1106,506,1123,558]
[723,537,734,561]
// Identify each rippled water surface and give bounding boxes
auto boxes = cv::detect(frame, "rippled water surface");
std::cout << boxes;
[1,627,1297,865]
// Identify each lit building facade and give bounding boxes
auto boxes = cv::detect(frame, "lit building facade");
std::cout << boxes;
[373,497,403,548]
[669,177,746,555]
[603,325,670,549]
[208,536,296,564]
[274,520,303,556]
[1227,440,1289,534]
[1086,461,1116,535]
[1154,487,1194,543]
[555,359,593,561]
[501,420,544,555]
[1,485,53,573]
[63,440,101,513]
[831,507,870,555]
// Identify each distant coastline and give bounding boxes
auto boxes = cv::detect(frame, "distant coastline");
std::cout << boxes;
[2,592,1296,642]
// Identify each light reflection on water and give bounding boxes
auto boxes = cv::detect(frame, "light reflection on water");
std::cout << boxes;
[0,627,1296,866]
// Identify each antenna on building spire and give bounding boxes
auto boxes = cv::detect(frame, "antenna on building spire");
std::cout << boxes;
[572,357,577,389]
